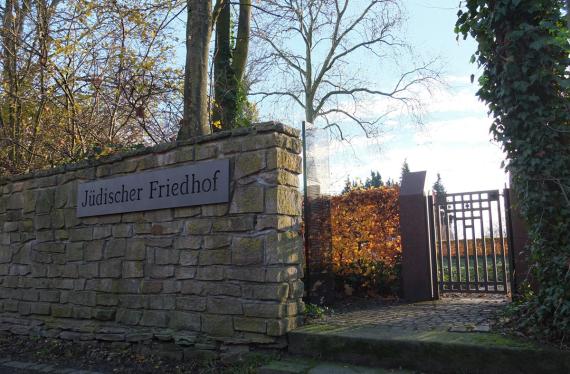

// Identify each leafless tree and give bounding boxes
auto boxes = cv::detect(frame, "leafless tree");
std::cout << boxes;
[250,0,441,139]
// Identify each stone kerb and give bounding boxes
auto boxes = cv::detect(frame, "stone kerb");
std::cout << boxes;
[0,122,304,355]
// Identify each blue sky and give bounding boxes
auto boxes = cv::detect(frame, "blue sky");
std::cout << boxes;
[251,0,508,194]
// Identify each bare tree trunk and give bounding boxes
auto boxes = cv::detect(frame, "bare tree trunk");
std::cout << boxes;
[232,0,251,82]
[213,0,252,131]
[29,0,57,166]
[179,0,213,140]
[2,0,26,170]
[213,0,236,130]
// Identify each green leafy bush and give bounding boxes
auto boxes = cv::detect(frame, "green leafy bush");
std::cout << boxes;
[303,303,333,320]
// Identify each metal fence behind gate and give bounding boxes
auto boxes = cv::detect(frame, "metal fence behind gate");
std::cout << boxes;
[432,189,511,294]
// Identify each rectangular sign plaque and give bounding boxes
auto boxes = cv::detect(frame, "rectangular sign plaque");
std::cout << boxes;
[76,159,230,217]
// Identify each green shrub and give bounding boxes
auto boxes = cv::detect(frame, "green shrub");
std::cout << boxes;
[303,303,333,319]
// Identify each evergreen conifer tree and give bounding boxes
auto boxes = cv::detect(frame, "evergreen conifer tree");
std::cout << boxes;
[432,173,447,207]
[400,159,410,184]
[342,176,352,194]
[365,171,384,188]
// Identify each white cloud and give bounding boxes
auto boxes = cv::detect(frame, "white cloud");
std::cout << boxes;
[413,116,493,146]
[324,111,507,194]
[351,76,488,122]
[427,87,487,114]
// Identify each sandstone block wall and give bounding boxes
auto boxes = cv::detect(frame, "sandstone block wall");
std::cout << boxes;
[0,123,304,352]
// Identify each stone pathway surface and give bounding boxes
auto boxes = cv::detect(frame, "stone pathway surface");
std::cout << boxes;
[312,295,508,332]
[0,358,103,374]
[259,358,414,374]
[287,296,570,374]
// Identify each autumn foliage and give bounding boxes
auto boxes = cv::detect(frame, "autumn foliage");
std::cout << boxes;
[331,187,401,268]
[308,186,402,296]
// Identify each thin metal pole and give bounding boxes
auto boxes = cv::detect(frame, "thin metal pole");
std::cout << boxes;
[435,197,445,291]
[497,193,508,293]
[302,121,311,300]
[445,202,453,291]
[453,196,461,290]
[462,194,471,291]
[488,197,499,291]
[471,194,480,292]
[479,200,490,292]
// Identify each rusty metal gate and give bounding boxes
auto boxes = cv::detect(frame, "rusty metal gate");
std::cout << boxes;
[431,189,512,294]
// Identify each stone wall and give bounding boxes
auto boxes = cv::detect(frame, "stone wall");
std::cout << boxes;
[0,123,304,356]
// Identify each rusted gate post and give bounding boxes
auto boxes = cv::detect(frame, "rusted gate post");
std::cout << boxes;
[400,171,438,301]
[504,187,535,296]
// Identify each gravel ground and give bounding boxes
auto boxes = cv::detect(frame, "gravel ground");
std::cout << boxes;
[0,335,266,373]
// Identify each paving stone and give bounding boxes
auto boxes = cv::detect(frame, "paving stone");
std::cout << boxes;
[258,360,313,374]
[312,296,508,332]
[4,360,35,369]
[30,363,56,372]
[308,363,392,374]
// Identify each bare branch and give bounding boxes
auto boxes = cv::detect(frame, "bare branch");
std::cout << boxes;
[249,90,305,109]
[249,0,441,137]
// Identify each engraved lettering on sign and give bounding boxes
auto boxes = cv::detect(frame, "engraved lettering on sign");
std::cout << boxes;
[76,159,229,217]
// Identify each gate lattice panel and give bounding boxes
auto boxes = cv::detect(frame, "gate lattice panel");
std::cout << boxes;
[432,190,510,294]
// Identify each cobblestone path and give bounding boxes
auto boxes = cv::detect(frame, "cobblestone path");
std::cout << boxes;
[313,295,508,331]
